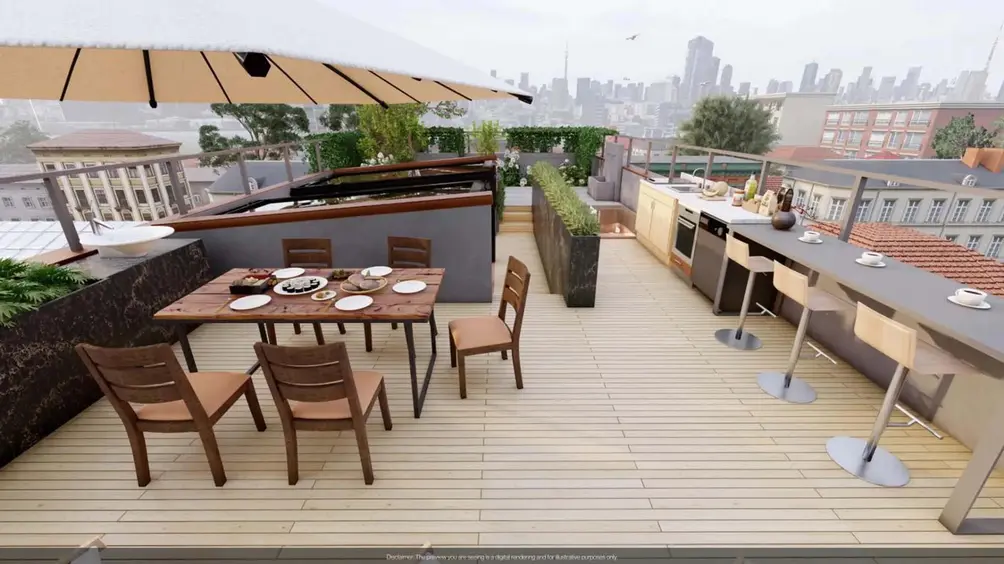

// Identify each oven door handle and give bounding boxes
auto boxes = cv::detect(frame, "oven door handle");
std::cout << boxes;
[678,217,696,230]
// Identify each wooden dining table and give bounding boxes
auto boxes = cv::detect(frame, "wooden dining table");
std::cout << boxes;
[154,268,444,418]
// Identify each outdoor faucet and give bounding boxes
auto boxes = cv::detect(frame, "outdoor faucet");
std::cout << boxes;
[88,217,113,235]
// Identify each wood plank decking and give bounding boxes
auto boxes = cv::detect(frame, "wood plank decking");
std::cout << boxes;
[3,234,1004,548]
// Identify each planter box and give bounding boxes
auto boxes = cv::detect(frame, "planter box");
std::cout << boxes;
[0,239,211,468]
[531,184,600,307]
[587,175,615,201]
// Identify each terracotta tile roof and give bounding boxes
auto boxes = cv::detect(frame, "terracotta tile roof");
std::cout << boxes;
[764,175,784,191]
[28,130,181,151]
[767,146,844,161]
[810,222,1004,296]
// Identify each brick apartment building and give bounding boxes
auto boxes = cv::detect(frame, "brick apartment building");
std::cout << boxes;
[817,101,1004,159]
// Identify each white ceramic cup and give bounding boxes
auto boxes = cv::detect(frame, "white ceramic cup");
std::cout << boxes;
[803,231,821,242]
[860,251,883,265]
[955,288,987,306]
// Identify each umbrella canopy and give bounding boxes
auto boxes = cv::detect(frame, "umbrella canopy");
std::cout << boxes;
[0,0,532,107]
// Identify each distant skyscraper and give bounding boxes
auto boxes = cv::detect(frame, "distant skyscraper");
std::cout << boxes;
[720,65,733,94]
[737,82,751,97]
[779,81,793,94]
[917,83,932,101]
[646,82,671,104]
[963,70,989,101]
[877,76,896,102]
[710,57,721,89]
[821,68,843,93]
[551,78,570,108]
[603,79,614,98]
[853,67,873,102]
[933,79,950,99]
[682,36,715,103]
[897,67,922,101]
[519,72,530,91]
[950,70,971,101]
[576,77,591,104]
[766,79,779,94]
[799,62,819,93]
[997,79,1004,102]
[490,69,497,78]
[670,75,682,103]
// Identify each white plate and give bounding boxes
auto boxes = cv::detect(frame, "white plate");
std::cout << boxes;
[855,258,886,268]
[948,295,991,310]
[273,276,328,295]
[229,294,272,311]
[362,266,392,277]
[798,237,822,244]
[272,267,305,279]
[334,295,374,311]
[393,280,427,294]
[311,290,338,302]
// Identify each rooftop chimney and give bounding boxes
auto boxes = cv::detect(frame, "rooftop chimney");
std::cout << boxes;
[962,147,1004,173]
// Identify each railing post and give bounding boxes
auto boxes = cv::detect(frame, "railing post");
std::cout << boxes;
[313,141,323,173]
[625,138,633,169]
[43,176,83,252]
[163,160,189,216]
[840,176,868,241]
[668,146,679,180]
[283,146,294,181]
[237,153,251,195]
[758,159,769,195]
[645,141,652,177]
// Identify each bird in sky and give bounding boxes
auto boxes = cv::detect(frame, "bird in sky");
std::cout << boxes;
[626,34,640,40]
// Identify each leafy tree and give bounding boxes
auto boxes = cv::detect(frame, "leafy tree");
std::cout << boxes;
[678,96,780,155]
[320,105,359,131]
[930,113,1000,159]
[427,101,467,120]
[356,104,429,162]
[0,121,50,163]
[994,115,1004,148]
[197,104,309,167]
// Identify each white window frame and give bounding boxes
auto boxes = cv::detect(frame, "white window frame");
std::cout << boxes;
[825,197,847,221]
[867,132,885,148]
[848,131,863,146]
[21,197,36,209]
[950,199,970,223]
[886,132,902,148]
[877,199,897,222]
[902,199,921,223]
[874,112,892,126]
[855,199,873,221]
[966,235,982,251]
[852,111,869,125]
[794,189,807,207]
[825,112,840,126]
[821,130,835,144]
[976,199,995,222]
[1,196,13,208]
[38,196,50,208]
[945,234,958,243]
[893,112,907,126]
[988,235,1004,259]
[839,112,852,126]
[925,199,946,223]
[903,133,923,150]
[909,110,932,126]
[808,193,822,214]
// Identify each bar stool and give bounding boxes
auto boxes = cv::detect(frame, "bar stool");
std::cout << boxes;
[757,261,846,404]
[827,302,977,488]
[714,235,775,351]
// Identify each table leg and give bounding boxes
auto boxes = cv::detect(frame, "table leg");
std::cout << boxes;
[257,323,268,343]
[364,323,373,353]
[177,324,197,372]
[940,402,1004,534]
[404,322,419,417]
[266,323,277,345]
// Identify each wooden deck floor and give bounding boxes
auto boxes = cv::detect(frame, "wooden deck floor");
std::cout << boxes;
[4,234,1004,548]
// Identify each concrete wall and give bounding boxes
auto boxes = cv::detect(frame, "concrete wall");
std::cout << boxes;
[619,170,644,212]
[169,205,494,302]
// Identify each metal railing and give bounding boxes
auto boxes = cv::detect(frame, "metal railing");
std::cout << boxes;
[0,140,323,253]
[604,135,1004,244]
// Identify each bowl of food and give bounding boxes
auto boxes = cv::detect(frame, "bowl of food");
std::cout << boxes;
[329,268,353,281]
[229,275,272,295]
[340,272,387,294]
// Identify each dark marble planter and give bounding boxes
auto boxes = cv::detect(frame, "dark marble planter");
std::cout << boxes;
[0,239,211,468]
[531,184,600,307]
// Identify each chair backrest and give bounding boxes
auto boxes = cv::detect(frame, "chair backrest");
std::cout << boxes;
[387,236,432,268]
[282,238,333,268]
[254,341,364,420]
[771,260,809,307]
[497,256,531,340]
[75,343,204,420]
[853,302,918,369]
[725,235,750,268]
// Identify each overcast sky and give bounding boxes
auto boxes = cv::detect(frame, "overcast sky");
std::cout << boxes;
[334,0,1004,94]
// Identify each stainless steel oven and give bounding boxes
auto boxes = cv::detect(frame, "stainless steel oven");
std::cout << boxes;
[670,205,699,282]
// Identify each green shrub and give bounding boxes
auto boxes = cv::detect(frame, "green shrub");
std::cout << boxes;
[505,127,617,171]
[529,162,600,236]
[426,126,466,155]
[471,121,502,155]
[0,258,91,328]
[306,132,364,172]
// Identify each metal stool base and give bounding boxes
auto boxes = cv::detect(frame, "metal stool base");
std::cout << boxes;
[714,328,762,350]
[757,371,817,404]
[826,436,910,487]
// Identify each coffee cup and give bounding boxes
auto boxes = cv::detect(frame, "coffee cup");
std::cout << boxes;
[860,251,883,265]
[802,231,820,242]
[954,288,987,307]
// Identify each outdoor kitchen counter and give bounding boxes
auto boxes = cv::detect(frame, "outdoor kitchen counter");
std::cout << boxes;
[646,183,773,224]
[729,222,1004,535]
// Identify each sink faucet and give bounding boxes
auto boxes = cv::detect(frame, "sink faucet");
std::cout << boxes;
[88,217,113,235]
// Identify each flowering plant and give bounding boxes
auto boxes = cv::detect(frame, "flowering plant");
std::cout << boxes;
[363,152,394,167]
[558,158,587,186]
[498,148,523,187]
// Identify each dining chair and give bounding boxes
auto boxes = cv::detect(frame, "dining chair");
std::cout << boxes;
[75,343,267,487]
[448,256,530,399]
[254,341,392,485]
[281,238,347,343]
[386,236,432,331]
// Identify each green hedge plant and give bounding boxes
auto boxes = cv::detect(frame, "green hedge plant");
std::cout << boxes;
[529,162,600,236]
[306,132,364,172]
[0,258,91,328]
[426,126,466,155]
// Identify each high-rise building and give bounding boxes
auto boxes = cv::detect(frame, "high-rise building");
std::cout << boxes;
[897,67,922,101]
[877,76,897,102]
[950,70,971,101]
[682,36,715,103]
[779,81,793,94]
[551,78,570,108]
[766,79,779,94]
[490,69,497,78]
[645,82,671,104]
[800,62,819,93]
[720,65,734,95]
[918,83,932,101]
[710,57,721,91]
[737,82,751,97]
[998,79,1004,102]
[603,79,614,98]
[934,79,950,99]
[519,72,530,91]
[852,67,874,102]
[575,77,592,105]
[820,68,843,93]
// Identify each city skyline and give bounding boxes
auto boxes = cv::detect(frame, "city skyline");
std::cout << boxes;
[334,0,1004,94]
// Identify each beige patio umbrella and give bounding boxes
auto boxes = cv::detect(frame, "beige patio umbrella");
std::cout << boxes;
[0,0,532,107]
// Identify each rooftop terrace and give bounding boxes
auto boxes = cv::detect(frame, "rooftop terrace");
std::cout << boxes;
[3,234,1004,548]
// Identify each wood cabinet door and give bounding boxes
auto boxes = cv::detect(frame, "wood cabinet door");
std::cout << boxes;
[649,201,675,254]
[635,196,655,240]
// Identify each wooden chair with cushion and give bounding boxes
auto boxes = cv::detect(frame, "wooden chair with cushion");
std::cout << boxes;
[448,256,530,399]
[281,238,346,343]
[75,343,267,487]
[387,236,432,331]
[254,341,392,485]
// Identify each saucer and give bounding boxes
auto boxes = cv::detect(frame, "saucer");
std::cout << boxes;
[948,295,991,310]
[855,258,886,268]
[798,237,822,244]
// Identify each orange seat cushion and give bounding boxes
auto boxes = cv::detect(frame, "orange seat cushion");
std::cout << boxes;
[449,316,512,351]
[136,371,249,422]
[289,371,384,420]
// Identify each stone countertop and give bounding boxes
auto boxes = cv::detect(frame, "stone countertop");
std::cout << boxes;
[730,223,1004,368]
[72,239,201,280]
[644,182,773,225]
